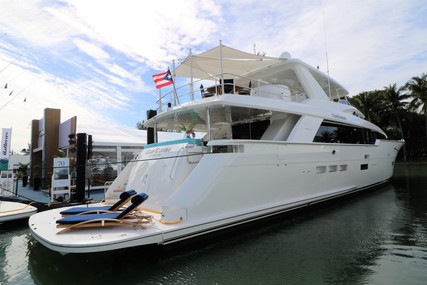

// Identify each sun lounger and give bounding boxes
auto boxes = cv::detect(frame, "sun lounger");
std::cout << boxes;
[60,189,137,216]
[56,192,149,233]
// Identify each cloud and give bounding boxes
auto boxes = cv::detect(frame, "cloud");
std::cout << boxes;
[0,1,80,48]
[73,38,109,60]
[66,0,222,65]
[0,0,426,152]
[320,0,427,93]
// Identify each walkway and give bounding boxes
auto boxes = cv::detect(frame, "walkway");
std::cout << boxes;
[1,180,105,211]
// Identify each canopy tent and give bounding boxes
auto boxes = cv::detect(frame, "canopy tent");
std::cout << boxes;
[174,45,284,79]
[173,44,348,99]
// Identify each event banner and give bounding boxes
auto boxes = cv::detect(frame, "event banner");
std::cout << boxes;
[0,128,11,171]
[1,128,12,161]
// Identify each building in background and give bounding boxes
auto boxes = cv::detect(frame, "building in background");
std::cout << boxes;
[30,108,181,190]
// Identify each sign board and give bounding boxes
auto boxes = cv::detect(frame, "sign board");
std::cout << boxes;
[0,128,11,170]
[52,158,69,187]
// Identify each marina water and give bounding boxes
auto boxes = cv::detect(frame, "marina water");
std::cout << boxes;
[1,163,426,285]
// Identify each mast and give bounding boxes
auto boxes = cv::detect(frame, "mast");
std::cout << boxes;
[323,8,332,99]
[189,49,194,101]
[171,61,179,105]
[219,40,225,95]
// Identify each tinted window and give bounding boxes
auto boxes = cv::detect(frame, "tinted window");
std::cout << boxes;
[313,122,385,144]
[232,120,270,140]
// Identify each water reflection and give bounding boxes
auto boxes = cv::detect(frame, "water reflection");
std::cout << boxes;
[2,164,427,284]
[372,164,427,285]
[27,185,414,285]
[0,221,32,285]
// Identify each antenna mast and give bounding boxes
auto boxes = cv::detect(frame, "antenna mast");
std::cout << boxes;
[323,9,332,99]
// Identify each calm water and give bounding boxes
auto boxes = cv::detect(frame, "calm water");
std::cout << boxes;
[1,164,426,285]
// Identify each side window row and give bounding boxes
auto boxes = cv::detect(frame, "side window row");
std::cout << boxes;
[313,121,386,144]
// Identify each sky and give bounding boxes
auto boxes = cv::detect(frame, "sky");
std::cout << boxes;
[0,0,426,152]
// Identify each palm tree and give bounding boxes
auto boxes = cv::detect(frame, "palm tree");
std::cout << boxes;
[348,90,383,125]
[383,84,409,160]
[18,162,29,187]
[407,73,427,143]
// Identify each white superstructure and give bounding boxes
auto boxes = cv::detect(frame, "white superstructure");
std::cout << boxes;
[29,44,404,254]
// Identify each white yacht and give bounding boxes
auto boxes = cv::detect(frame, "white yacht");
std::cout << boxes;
[29,44,404,254]
[1,201,37,223]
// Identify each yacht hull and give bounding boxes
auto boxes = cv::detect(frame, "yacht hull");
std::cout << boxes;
[29,140,402,254]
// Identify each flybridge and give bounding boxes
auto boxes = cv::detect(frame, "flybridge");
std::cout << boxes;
[151,43,349,114]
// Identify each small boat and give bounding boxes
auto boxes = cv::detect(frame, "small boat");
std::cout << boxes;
[0,201,37,223]
[29,44,404,254]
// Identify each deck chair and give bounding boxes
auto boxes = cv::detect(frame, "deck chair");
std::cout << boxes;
[239,81,251,95]
[56,193,149,232]
[200,84,213,98]
[59,189,137,216]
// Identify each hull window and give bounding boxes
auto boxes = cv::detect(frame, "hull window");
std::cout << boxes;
[316,166,327,174]
[313,122,386,144]
[329,165,338,172]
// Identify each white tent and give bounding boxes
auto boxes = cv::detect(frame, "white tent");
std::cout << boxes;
[174,45,283,79]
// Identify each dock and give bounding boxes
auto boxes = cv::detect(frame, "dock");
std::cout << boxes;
[0,180,106,212]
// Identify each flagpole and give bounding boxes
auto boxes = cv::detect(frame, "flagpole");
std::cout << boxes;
[189,49,194,101]
[219,40,224,95]
[158,88,162,112]
[172,79,180,106]
[171,64,179,106]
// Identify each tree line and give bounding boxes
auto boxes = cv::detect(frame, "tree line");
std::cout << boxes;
[348,73,427,162]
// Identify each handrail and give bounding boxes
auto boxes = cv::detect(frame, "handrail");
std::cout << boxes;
[155,73,308,112]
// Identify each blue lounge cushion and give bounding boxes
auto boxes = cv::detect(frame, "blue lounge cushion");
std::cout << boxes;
[57,193,149,225]
[60,189,137,215]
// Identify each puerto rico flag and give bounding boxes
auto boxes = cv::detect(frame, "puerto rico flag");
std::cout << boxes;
[152,69,173,89]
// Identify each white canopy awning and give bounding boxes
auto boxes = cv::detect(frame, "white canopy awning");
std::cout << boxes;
[174,45,284,79]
